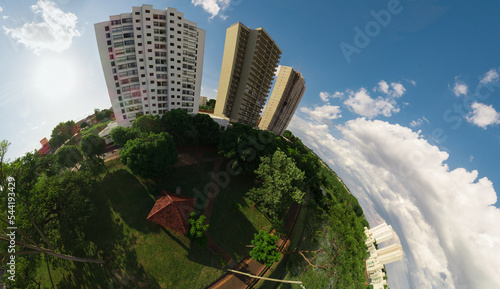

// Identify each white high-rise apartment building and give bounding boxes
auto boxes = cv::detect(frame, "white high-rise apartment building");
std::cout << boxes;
[95,5,205,127]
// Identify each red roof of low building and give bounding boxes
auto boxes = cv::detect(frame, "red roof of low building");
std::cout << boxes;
[147,190,195,234]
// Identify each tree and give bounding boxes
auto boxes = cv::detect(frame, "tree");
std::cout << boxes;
[162,109,195,145]
[186,212,209,247]
[0,152,104,288]
[80,121,89,129]
[56,145,83,168]
[119,132,178,179]
[110,126,140,147]
[80,134,106,158]
[249,230,281,267]
[192,113,221,145]
[49,121,76,148]
[131,114,165,134]
[247,149,305,219]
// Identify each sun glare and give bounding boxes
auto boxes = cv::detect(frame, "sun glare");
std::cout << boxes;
[33,57,78,100]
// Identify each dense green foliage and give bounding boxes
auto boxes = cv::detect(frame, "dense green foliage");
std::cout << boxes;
[49,120,76,148]
[249,230,281,267]
[0,150,97,288]
[110,126,141,147]
[119,132,178,179]
[218,123,286,174]
[94,108,113,122]
[247,149,305,221]
[187,212,209,247]
[80,134,105,157]
[132,114,166,134]
[199,99,215,111]
[56,145,83,168]
[192,113,221,145]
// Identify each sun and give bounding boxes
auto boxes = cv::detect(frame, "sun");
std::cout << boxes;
[33,57,78,100]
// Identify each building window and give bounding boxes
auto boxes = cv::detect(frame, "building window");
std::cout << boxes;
[148,49,152,52]
[170,13,174,16]
[121,109,125,113]
[107,40,111,45]
[147,41,152,45]
[146,17,151,21]
[137,35,142,38]
[138,43,143,46]
[116,89,120,94]
[135,19,140,23]
[135,12,140,15]
[136,27,141,30]
[123,115,127,119]
[145,9,150,13]
[147,33,151,37]
[105,26,109,31]
[106,33,110,38]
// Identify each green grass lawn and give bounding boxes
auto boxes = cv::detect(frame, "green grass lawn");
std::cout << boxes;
[208,159,272,262]
[35,153,269,288]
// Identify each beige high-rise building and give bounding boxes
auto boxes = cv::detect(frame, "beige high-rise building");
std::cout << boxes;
[258,66,305,135]
[214,22,281,126]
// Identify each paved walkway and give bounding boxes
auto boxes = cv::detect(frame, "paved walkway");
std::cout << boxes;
[205,202,302,289]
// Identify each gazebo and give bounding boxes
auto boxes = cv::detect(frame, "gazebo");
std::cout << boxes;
[147,190,195,234]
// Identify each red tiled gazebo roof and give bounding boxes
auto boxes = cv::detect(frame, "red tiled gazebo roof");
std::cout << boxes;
[147,190,195,234]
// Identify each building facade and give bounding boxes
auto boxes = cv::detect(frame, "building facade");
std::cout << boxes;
[364,223,404,289]
[214,22,281,127]
[95,5,205,127]
[258,66,305,135]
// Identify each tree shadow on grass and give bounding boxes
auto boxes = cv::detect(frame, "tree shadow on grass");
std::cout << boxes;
[96,169,161,234]
[52,169,161,289]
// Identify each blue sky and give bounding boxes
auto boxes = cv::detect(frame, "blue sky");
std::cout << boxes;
[1,0,500,288]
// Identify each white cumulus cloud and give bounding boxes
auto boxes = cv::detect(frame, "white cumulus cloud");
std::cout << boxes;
[319,91,343,102]
[288,115,500,289]
[410,116,429,127]
[466,102,500,129]
[453,81,468,96]
[191,0,231,19]
[344,88,399,118]
[480,69,499,84]
[3,0,81,54]
[0,7,3,13]
[376,81,406,98]
[300,104,342,124]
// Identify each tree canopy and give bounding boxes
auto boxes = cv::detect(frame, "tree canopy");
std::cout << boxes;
[162,109,196,145]
[110,126,140,147]
[56,145,83,168]
[49,121,76,148]
[192,113,221,145]
[187,212,209,247]
[249,230,281,267]
[119,132,178,179]
[80,134,106,158]
[247,149,305,220]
